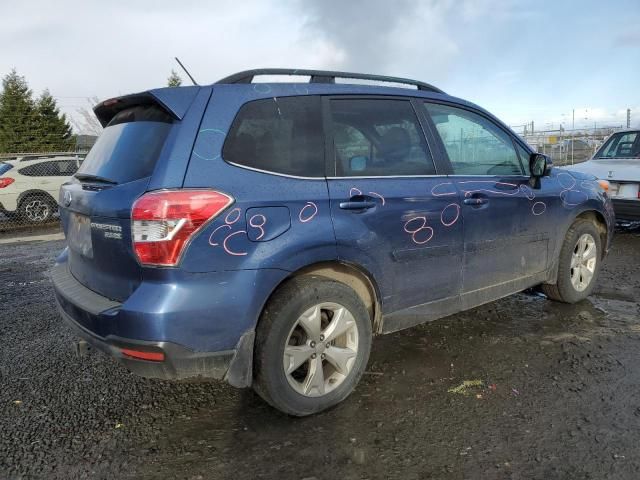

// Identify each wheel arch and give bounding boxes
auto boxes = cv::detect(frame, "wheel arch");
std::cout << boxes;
[18,189,58,207]
[575,209,608,259]
[263,261,383,334]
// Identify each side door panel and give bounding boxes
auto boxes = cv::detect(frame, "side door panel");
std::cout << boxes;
[453,176,548,292]
[324,96,464,324]
[422,101,551,297]
[328,177,463,313]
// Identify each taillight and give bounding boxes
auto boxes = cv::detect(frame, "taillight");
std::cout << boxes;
[132,190,233,266]
[0,178,15,188]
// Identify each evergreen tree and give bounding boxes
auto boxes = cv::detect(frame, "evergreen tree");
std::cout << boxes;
[0,69,36,153]
[34,90,73,151]
[167,69,182,87]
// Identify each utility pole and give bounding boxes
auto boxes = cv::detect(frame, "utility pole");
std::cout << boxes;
[627,109,631,128]
[571,109,575,165]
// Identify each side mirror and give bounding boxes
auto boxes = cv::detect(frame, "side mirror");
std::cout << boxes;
[529,153,552,178]
[349,155,368,173]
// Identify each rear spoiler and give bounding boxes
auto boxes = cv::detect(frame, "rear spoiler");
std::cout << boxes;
[94,86,201,127]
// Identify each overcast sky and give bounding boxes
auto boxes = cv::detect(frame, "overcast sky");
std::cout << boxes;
[2,0,639,132]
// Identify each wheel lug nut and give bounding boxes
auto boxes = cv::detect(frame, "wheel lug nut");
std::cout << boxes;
[321,353,325,359]
[326,343,330,349]
[311,353,317,359]
[319,335,324,341]
[310,341,316,348]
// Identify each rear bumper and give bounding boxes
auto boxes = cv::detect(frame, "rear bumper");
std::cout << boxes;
[611,197,640,222]
[0,194,18,213]
[57,299,246,381]
[51,257,269,387]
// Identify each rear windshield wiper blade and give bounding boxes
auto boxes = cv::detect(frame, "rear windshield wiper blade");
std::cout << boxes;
[74,173,118,185]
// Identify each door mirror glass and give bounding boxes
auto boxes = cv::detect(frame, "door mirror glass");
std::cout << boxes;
[529,153,552,177]
[349,155,368,172]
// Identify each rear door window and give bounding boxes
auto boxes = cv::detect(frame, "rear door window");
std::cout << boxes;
[76,104,173,184]
[330,99,435,176]
[223,96,324,177]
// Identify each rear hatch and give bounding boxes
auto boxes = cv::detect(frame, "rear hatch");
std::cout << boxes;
[59,95,181,302]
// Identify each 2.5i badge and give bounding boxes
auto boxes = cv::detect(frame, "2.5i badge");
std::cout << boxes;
[91,222,123,239]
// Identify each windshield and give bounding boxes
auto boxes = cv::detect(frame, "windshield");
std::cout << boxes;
[76,104,173,184]
[594,131,640,159]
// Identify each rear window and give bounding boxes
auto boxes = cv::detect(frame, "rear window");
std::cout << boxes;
[0,162,13,176]
[223,96,324,177]
[76,104,173,184]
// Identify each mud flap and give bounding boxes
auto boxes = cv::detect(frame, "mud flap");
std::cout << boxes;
[224,330,255,388]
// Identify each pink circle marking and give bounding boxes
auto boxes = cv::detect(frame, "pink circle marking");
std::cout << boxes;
[431,182,457,197]
[557,173,576,190]
[299,202,318,223]
[225,208,241,225]
[368,191,385,206]
[223,230,248,256]
[519,184,535,200]
[532,202,546,216]
[349,187,362,197]
[440,203,460,227]
[403,216,434,244]
[208,224,231,246]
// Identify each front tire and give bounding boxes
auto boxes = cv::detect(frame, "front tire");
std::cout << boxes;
[542,219,602,303]
[254,276,372,416]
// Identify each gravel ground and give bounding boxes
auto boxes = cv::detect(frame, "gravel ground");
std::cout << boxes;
[1,232,639,479]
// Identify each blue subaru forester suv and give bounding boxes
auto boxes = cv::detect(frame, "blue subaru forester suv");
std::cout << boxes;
[53,69,614,416]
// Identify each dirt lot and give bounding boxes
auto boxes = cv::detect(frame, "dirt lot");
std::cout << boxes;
[1,232,639,479]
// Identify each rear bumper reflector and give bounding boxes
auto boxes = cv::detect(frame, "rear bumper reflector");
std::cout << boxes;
[120,348,165,362]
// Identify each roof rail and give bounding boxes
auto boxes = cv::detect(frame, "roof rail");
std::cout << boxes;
[215,68,445,94]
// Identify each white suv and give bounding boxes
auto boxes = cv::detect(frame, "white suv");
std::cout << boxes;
[0,156,82,223]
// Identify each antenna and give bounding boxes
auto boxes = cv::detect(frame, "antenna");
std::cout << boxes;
[174,57,199,86]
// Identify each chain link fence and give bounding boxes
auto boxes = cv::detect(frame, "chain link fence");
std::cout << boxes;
[516,126,624,166]
[0,152,87,236]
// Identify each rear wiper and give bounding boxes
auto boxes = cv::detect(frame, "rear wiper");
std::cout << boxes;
[74,173,118,185]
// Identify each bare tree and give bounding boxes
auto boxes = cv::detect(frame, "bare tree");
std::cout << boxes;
[72,96,103,136]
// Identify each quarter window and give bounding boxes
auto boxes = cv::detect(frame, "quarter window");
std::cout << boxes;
[223,96,324,177]
[19,160,79,177]
[424,103,523,175]
[330,99,435,176]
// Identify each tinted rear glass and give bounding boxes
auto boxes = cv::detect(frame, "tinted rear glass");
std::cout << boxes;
[76,104,173,184]
[0,162,13,176]
[223,96,324,177]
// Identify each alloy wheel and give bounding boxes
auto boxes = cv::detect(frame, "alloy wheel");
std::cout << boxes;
[570,233,597,292]
[24,199,50,222]
[283,302,359,397]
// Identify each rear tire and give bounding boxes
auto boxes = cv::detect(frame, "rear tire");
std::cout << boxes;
[542,219,601,303]
[254,276,372,416]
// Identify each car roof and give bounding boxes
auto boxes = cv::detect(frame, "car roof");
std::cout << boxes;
[97,68,523,147]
